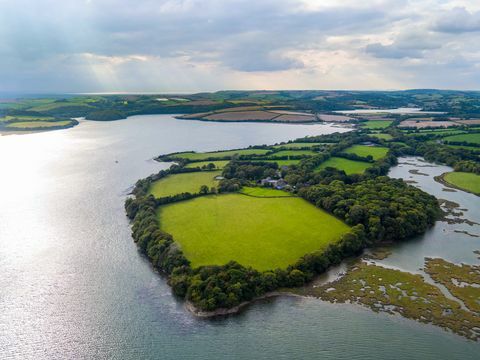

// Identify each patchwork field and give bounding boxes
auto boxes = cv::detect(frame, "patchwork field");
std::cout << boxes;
[149,171,221,198]
[172,149,270,160]
[398,120,459,129]
[5,120,73,129]
[343,145,389,160]
[185,160,230,169]
[273,142,321,149]
[444,133,480,145]
[315,157,371,174]
[240,186,293,197]
[443,172,480,195]
[158,194,350,271]
[360,120,393,129]
[252,159,301,166]
[270,150,317,157]
[370,133,392,140]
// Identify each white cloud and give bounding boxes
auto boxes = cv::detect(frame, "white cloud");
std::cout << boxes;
[0,0,478,92]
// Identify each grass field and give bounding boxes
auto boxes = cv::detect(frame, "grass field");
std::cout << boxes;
[1,115,55,122]
[185,160,230,169]
[443,172,480,195]
[360,120,393,129]
[240,186,293,197]
[315,157,372,174]
[446,145,480,152]
[273,142,321,149]
[343,145,389,160]
[158,194,350,270]
[149,171,221,198]
[444,133,480,145]
[5,120,72,129]
[370,133,393,140]
[270,150,317,157]
[252,159,301,166]
[173,149,270,160]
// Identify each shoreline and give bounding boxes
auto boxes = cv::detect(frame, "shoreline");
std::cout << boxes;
[174,114,322,125]
[434,172,479,196]
[185,291,302,318]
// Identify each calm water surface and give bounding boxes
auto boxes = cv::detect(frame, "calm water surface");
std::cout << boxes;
[0,115,478,359]
[334,107,446,115]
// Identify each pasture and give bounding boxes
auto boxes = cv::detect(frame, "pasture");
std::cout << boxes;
[315,157,372,175]
[444,133,480,145]
[370,133,393,140]
[270,150,317,157]
[185,160,230,169]
[157,194,350,271]
[343,145,389,160]
[5,120,72,129]
[360,120,393,129]
[240,186,293,197]
[172,149,270,160]
[148,171,221,198]
[443,172,480,195]
[252,159,301,166]
[272,142,321,149]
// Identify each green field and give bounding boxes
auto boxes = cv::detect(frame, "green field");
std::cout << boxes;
[360,120,393,129]
[252,159,301,166]
[149,171,221,198]
[405,130,466,137]
[444,133,480,145]
[343,145,389,160]
[185,160,230,169]
[443,172,480,195]
[5,120,72,129]
[273,142,321,149]
[270,150,317,157]
[2,115,55,121]
[173,149,270,160]
[240,186,293,197]
[315,157,372,174]
[158,194,350,270]
[446,144,480,152]
[370,133,393,140]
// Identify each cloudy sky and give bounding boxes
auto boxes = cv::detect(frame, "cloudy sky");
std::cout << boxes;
[1,0,479,93]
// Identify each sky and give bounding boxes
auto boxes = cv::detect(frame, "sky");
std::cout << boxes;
[0,0,479,93]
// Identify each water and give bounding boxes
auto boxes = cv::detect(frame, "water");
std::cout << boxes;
[334,107,446,115]
[0,115,478,359]
[381,157,480,271]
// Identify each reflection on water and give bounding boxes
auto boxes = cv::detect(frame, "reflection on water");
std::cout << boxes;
[383,157,480,271]
[0,117,478,359]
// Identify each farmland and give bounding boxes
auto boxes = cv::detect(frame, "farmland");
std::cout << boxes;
[5,120,74,129]
[148,171,221,198]
[240,186,293,197]
[171,149,270,160]
[360,120,393,129]
[343,145,389,160]
[443,172,480,195]
[185,160,230,169]
[272,142,322,149]
[252,159,301,166]
[270,150,317,157]
[157,194,350,271]
[315,157,372,174]
[370,133,392,140]
[444,133,480,145]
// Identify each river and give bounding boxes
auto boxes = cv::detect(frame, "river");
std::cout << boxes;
[0,115,478,359]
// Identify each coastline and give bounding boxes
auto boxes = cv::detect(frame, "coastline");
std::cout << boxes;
[185,291,302,318]
[434,172,479,196]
